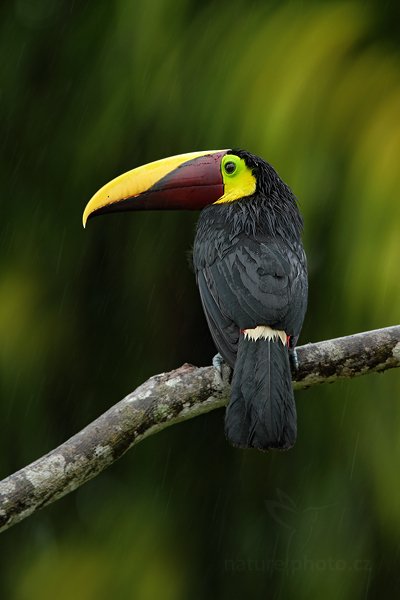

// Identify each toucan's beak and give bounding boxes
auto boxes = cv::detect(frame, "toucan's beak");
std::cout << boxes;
[83,149,228,227]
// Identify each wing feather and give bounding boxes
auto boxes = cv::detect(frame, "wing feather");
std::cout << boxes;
[195,235,307,366]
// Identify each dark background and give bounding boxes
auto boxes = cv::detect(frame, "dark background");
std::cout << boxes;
[1,0,400,597]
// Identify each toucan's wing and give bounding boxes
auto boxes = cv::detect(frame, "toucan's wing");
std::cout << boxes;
[196,235,307,365]
[197,268,239,367]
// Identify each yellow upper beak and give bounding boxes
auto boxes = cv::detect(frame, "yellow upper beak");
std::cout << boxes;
[82,149,228,227]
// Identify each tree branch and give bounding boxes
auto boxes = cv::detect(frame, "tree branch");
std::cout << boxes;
[1,326,399,533]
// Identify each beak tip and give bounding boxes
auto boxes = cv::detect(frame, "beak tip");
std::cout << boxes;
[82,208,89,229]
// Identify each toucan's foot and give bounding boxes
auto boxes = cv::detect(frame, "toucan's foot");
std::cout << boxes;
[212,353,232,384]
[212,352,224,372]
[289,347,299,372]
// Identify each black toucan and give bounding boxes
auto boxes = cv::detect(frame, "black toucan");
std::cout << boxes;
[83,149,308,450]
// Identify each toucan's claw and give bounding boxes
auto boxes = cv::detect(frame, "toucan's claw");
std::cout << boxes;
[212,352,224,373]
[212,352,232,384]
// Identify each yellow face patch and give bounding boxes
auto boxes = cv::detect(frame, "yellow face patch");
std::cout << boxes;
[214,154,256,204]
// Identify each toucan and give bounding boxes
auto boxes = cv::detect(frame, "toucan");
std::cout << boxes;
[83,149,308,450]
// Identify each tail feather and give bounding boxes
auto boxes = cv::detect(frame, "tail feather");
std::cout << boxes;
[225,335,296,450]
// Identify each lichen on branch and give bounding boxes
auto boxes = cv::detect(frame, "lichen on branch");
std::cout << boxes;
[0,325,399,534]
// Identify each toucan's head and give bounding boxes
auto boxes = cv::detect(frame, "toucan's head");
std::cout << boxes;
[82,149,262,227]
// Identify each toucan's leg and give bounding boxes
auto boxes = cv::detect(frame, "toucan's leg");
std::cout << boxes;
[288,336,299,372]
[212,353,232,383]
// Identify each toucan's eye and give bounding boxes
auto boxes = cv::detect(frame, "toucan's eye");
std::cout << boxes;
[224,161,237,175]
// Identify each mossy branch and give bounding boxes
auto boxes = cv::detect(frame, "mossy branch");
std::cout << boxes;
[0,326,399,534]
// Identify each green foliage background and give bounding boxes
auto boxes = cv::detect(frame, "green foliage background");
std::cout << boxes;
[1,0,400,597]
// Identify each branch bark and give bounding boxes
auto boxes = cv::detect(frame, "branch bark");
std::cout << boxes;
[1,326,399,534]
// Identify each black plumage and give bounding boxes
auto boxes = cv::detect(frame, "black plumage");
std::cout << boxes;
[193,150,307,450]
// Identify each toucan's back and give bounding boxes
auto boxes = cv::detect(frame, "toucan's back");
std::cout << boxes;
[193,152,307,450]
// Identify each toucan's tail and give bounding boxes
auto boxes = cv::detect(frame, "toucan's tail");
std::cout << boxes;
[225,328,296,450]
